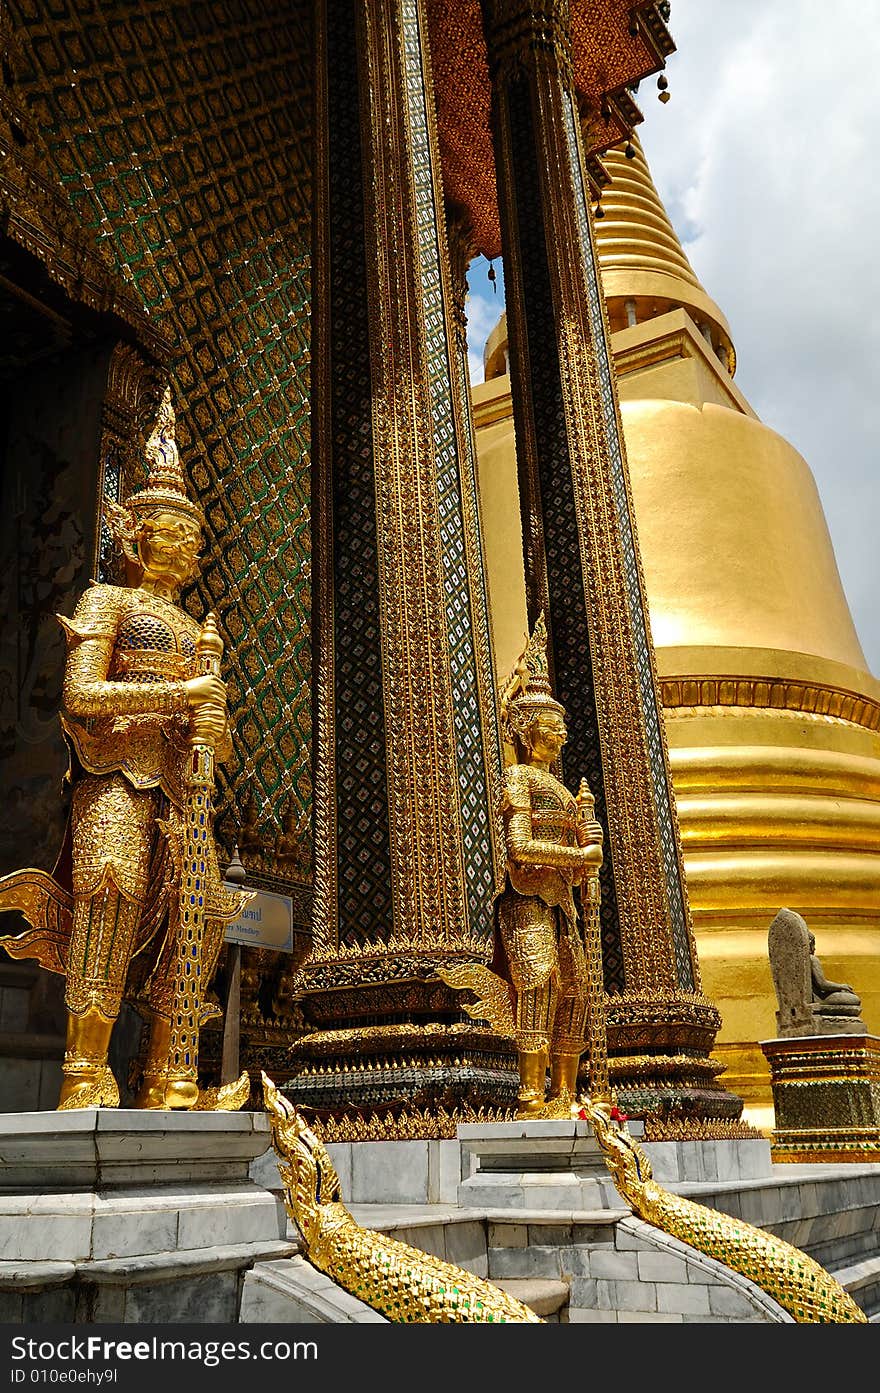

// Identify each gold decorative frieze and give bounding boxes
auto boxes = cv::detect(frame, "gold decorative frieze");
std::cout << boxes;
[642,1117,764,1142]
[608,1053,725,1082]
[661,676,880,734]
[288,1021,501,1054]
[308,1103,516,1144]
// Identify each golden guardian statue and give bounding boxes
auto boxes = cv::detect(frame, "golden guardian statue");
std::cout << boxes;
[0,390,245,1110]
[440,615,607,1118]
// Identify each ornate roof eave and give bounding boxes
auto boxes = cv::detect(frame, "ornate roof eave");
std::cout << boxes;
[0,11,172,365]
[429,0,675,260]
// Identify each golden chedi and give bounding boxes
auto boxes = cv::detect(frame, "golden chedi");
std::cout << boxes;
[473,135,880,1125]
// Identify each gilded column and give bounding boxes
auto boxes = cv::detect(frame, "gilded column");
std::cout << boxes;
[482,0,741,1128]
[293,0,510,1135]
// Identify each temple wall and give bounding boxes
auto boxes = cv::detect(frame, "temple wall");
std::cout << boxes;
[0,343,113,874]
[8,0,314,916]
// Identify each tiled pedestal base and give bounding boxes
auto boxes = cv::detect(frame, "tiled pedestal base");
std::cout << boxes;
[761,1034,880,1163]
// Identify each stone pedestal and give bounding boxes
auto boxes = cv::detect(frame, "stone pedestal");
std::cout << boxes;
[455,1119,773,1212]
[0,1109,295,1323]
[761,1034,880,1162]
[456,1119,641,1212]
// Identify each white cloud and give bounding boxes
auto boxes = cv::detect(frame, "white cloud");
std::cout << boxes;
[458,3,879,675]
[640,0,880,674]
[466,286,503,385]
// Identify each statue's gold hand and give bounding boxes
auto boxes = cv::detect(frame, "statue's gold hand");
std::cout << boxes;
[190,703,227,745]
[184,673,227,710]
[577,818,604,848]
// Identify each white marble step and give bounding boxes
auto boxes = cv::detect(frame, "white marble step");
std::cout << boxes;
[831,1253,880,1295]
[491,1276,569,1317]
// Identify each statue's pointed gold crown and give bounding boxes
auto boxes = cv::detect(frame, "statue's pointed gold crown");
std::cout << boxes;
[500,613,565,745]
[128,388,204,526]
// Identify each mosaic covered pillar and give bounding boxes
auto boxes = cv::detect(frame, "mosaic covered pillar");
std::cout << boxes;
[482,0,742,1129]
[291,0,511,1136]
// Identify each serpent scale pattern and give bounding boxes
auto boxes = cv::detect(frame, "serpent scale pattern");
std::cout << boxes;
[583,1100,866,1324]
[262,1074,539,1323]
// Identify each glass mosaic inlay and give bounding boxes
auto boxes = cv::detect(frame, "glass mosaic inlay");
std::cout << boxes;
[561,90,694,990]
[401,0,496,938]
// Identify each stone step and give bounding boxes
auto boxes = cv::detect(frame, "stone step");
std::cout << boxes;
[491,1277,569,1318]
[830,1253,880,1319]
[832,1253,880,1293]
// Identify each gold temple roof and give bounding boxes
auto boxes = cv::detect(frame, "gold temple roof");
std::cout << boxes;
[428,1,673,259]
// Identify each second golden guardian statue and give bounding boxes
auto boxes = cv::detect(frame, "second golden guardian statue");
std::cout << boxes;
[0,390,247,1111]
[441,615,608,1118]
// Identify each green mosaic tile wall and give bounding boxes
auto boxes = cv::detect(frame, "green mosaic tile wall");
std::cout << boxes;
[9,0,313,897]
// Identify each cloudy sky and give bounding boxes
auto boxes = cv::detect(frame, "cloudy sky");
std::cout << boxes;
[466,0,880,676]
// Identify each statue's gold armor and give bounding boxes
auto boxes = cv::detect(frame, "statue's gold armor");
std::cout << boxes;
[500,760,600,1113]
[500,763,587,1040]
[60,583,229,1026]
[0,389,242,1110]
[439,615,605,1117]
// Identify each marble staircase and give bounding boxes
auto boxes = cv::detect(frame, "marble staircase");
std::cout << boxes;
[246,1121,880,1323]
[3,1108,879,1324]
[678,1163,880,1320]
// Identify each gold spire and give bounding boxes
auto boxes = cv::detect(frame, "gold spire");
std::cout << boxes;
[595,135,735,374]
[144,388,188,496]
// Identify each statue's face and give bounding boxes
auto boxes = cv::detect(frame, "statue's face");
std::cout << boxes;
[527,708,567,763]
[137,510,202,588]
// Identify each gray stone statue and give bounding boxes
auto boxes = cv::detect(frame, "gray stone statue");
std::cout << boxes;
[768,908,865,1037]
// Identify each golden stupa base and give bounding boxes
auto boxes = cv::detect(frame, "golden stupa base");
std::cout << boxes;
[603,991,746,1130]
[761,1034,880,1163]
[284,1021,520,1139]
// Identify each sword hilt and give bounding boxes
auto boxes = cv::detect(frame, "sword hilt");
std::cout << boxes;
[195,610,224,678]
[188,612,225,761]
